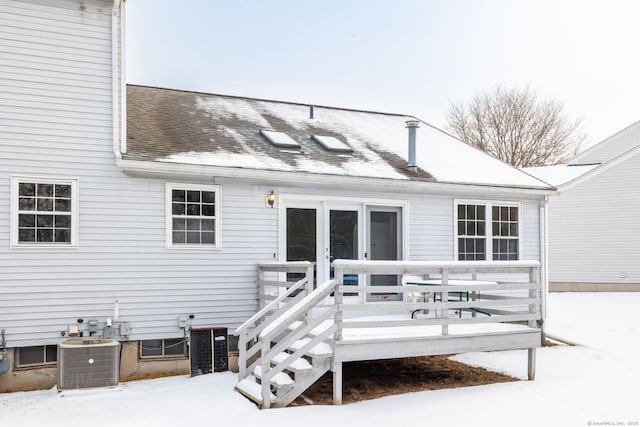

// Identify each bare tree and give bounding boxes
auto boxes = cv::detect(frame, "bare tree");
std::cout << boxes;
[446,85,585,167]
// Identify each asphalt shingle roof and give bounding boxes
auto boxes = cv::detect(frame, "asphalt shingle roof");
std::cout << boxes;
[125,84,552,190]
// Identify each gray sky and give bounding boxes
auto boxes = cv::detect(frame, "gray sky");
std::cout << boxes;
[126,0,640,148]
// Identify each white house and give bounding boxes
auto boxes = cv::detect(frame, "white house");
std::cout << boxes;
[0,0,554,393]
[526,120,640,291]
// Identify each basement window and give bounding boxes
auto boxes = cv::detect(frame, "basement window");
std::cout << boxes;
[311,135,352,153]
[15,345,57,368]
[140,338,188,358]
[260,130,301,149]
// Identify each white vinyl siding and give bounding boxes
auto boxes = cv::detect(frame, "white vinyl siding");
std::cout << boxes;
[547,152,640,284]
[0,0,547,350]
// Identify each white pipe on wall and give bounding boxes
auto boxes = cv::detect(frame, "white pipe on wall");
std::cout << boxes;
[120,1,127,154]
[111,0,122,161]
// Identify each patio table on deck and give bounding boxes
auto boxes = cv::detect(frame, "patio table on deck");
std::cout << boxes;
[403,277,497,318]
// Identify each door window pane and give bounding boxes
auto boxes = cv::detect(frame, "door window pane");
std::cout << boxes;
[330,210,358,287]
[286,208,317,262]
[369,210,401,294]
[286,208,317,284]
[330,210,358,261]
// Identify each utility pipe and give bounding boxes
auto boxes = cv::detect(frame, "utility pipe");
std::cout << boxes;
[539,195,549,321]
[112,0,122,161]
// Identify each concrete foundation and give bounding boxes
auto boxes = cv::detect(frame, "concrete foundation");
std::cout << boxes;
[0,341,236,393]
[550,282,640,292]
[0,349,57,393]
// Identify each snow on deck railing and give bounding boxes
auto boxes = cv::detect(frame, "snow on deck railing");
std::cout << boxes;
[331,259,542,337]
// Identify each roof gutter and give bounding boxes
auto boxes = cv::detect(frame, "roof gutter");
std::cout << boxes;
[112,0,123,161]
[558,143,640,192]
[116,158,557,196]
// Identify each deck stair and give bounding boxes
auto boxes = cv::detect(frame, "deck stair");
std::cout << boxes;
[234,262,337,408]
[234,317,336,408]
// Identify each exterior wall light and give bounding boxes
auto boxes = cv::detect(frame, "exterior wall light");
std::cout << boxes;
[266,191,276,208]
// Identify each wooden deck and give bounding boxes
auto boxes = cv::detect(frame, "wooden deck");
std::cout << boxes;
[235,260,544,408]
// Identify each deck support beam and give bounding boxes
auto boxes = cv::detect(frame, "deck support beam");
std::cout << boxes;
[333,361,343,405]
[527,348,536,380]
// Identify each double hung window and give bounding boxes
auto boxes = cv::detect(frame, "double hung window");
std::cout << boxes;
[11,177,78,248]
[455,200,520,261]
[166,183,220,249]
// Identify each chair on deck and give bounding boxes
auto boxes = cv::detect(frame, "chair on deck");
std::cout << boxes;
[402,275,433,318]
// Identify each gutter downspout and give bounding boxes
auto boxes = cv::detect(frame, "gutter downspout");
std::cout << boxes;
[120,1,127,154]
[540,195,549,323]
[112,0,122,161]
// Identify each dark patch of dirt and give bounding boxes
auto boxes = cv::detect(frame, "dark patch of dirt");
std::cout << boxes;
[291,355,517,406]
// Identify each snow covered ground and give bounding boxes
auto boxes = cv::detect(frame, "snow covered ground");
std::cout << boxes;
[1,293,638,427]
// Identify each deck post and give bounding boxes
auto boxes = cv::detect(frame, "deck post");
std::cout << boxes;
[333,266,343,405]
[261,338,271,408]
[306,264,314,293]
[441,269,449,335]
[258,266,266,309]
[238,333,247,379]
[334,268,343,341]
[527,348,536,380]
[333,360,343,405]
[304,264,314,326]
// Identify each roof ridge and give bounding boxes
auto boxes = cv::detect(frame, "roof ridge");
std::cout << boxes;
[126,83,413,119]
[569,119,640,165]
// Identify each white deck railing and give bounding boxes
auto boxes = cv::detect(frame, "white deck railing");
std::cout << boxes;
[235,261,315,380]
[332,260,543,338]
[235,260,543,407]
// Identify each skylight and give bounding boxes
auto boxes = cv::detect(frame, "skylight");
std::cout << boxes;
[260,130,300,149]
[312,135,352,153]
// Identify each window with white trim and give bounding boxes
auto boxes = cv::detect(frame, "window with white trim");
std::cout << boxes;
[166,183,220,249]
[11,177,79,248]
[455,200,520,261]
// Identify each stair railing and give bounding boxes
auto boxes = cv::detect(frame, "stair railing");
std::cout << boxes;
[257,279,337,408]
[234,261,314,379]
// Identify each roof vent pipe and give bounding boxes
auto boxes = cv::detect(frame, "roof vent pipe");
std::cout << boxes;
[309,105,314,119]
[405,120,420,172]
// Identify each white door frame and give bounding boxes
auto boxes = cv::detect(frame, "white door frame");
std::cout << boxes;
[279,194,409,288]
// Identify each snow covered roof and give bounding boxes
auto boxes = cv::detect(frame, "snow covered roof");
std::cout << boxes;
[526,119,640,188]
[125,85,552,190]
[569,119,640,165]
[523,164,598,187]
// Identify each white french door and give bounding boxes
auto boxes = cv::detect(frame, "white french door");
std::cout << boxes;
[282,197,406,297]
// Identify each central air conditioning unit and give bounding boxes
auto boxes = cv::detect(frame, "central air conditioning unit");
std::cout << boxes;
[57,337,120,390]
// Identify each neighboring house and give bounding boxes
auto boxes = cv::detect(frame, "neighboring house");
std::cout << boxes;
[526,120,640,291]
[0,0,554,392]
